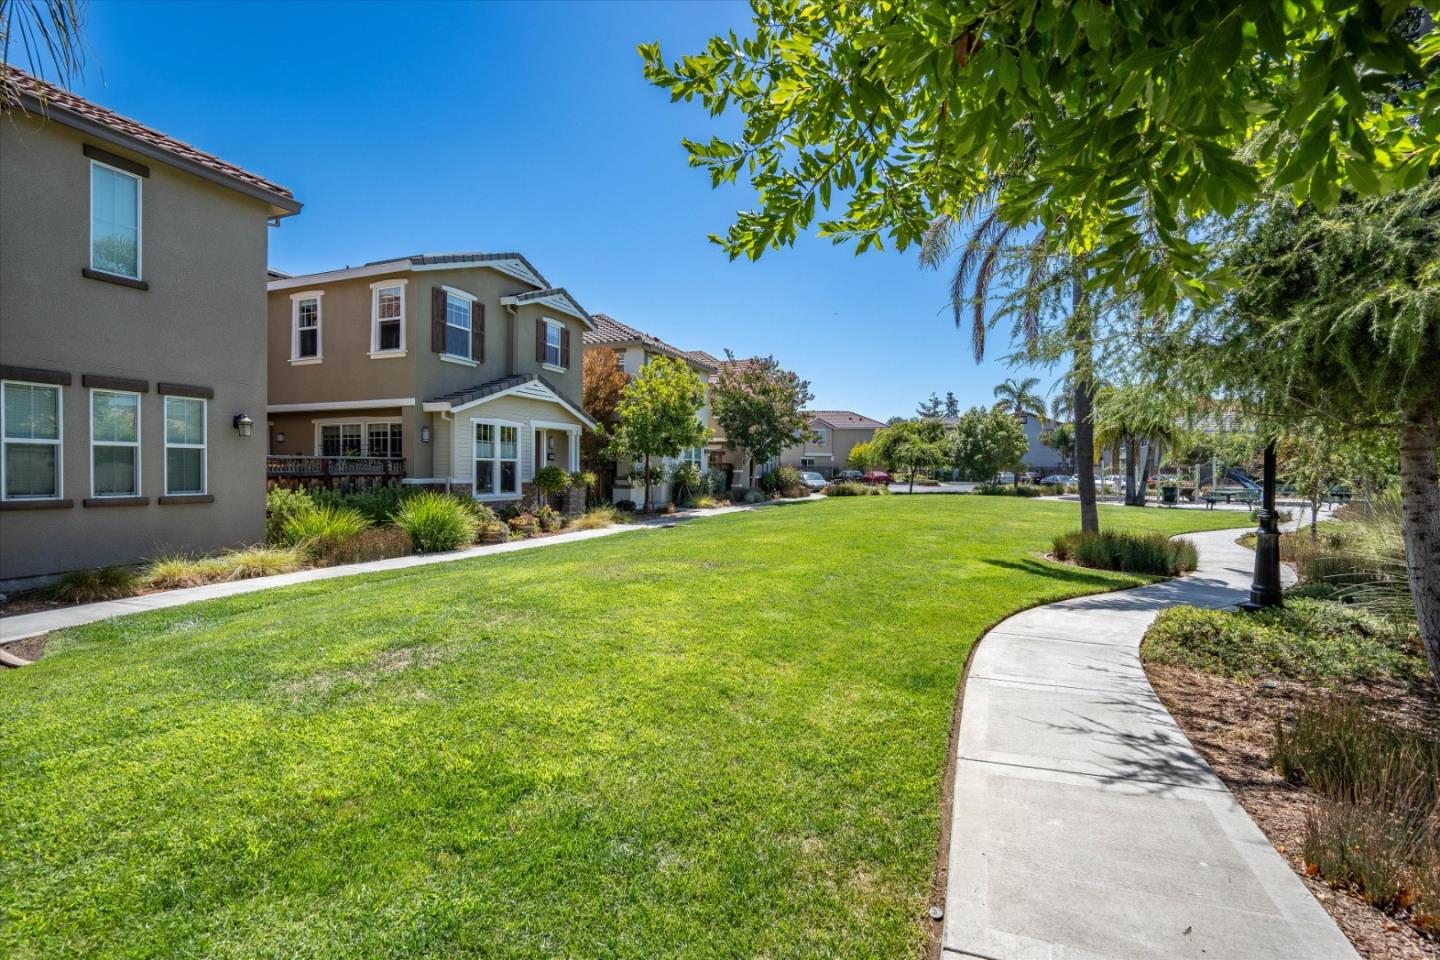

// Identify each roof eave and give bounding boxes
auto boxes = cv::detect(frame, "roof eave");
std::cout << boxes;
[17,93,302,217]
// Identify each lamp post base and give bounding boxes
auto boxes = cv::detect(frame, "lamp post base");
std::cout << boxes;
[1240,526,1284,610]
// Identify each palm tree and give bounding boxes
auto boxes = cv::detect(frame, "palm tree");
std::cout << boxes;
[920,174,1101,532]
[993,377,1045,418]
[0,1,88,107]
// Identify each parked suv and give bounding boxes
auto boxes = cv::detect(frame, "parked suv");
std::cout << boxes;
[837,469,864,482]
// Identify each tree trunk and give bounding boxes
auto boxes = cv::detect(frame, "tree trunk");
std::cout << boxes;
[643,454,652,513]
[1398,398,1440,690]
[909,465,916,495]
[1124,438,1141,506]
[1140,440,1157,507]
[1073,378,1099,533]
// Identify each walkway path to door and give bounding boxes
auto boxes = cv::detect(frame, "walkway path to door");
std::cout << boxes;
[942,522,1359,959]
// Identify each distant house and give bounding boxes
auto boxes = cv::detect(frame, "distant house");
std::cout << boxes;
[780,411,885,478]
[0,71,301,587]
[265,254,595,504]
[1016,412,1066,472]
[581,314,714,506]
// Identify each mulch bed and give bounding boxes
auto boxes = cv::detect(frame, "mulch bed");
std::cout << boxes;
[1145,661,1440,960]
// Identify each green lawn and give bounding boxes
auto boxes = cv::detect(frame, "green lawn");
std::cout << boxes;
[1,498,1249,959]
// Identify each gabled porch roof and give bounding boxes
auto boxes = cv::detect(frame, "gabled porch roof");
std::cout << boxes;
[423,374,596,429]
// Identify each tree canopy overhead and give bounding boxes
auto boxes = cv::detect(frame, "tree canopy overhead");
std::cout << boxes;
[642,2,1439,311]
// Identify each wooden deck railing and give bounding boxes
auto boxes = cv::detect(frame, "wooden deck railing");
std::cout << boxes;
[266,456,406,491]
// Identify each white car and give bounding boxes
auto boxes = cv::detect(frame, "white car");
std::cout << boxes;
[800,471,828,491]
[995,471,1015,484]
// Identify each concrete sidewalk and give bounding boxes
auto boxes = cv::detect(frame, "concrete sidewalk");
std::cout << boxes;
[0,498,816,647]
[942,526,1358,959]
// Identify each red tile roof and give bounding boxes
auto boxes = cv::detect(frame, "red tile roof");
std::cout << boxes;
[5,68,298,209]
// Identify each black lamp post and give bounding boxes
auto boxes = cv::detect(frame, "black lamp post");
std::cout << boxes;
[1241,440,1283,611]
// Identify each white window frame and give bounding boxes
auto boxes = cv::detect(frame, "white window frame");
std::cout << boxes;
[89,159,143,281]
[542,317,564,370]
[369,278,408,357]
[89,388,141,499]
[290,290,324,363]
[472,417,522,500]
[163,395,207,496]
[810,426,830,450]
[442,286,476,362]
[312,417,403,458]
[800,457,816,469]
[1,380,63,501]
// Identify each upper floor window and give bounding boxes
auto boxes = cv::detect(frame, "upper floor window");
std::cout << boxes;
[164,396,207,496]
[370,280,407,355]
[543,318,564,368]
[91,161,141,280]
[445,292,472,359]
[91,389,140,498]
[811,427,829,449]
[290,292,323,362]
[1,381,62,500]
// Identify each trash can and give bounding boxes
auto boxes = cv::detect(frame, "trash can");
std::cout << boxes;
[1162,485,1179,505]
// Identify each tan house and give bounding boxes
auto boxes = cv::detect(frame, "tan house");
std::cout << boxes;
[265,254,595,503]
[0,72,301,587]
[780,411,885,478]
[582,314,714,506]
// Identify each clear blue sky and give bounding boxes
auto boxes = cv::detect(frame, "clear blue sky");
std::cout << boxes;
[64,0,1059,421]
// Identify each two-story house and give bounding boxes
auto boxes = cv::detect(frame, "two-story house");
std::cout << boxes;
[265,254,594,503]
[581,314,715,506]
[779,411,885,478]
[0,72,301,587]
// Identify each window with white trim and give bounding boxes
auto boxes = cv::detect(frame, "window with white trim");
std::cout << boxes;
[91,161,141,279]
[544,319,563,367]
[811,427,829,449]
[474,421,520,497]
[445,292,472,358]
[1,381,62,500]
[800,457,816,468]
[317,420,402,458]
[91,389,140,497]
[292,294,322,360]
[681,445,704,468]
[371,282,405,353]
[164,396,206,495]
[366,422,402,458]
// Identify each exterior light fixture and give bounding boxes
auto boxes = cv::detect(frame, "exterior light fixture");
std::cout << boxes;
[275,431,286,444]
[233,413,254,438]
[421,426,432,443]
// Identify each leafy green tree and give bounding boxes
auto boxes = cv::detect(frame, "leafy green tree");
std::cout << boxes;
[710,352,814,488]
[608,357,710,512]
[1039,423,1076,467]
[1187,177,1440,687]
[874,419,948,491]
[951,407,1029,484]
[993,377,1045,418]
[642,3,1438,311]
[943,392,960,419]
[1094,383,1183,506]
[916,392,944,419]
[847,440,878,472]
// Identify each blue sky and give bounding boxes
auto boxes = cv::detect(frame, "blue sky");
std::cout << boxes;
[63,0,1059,420]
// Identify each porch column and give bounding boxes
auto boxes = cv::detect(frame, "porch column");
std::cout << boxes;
[569,428,581,472]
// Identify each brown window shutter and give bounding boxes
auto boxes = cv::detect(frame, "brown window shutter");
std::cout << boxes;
[561,327,571,369]
[472,302,485,362]
[431,287,446,353]
[536,317,545,363]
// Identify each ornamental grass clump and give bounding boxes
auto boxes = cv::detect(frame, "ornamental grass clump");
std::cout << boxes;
[392,491,477,553]
[823,481,887,496]
[569,505,627,530]
[281,503,371,554]
[46,566,142,603]
[1052,530,1197,576]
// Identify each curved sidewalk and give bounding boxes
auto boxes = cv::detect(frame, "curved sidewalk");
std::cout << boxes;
[942,526,1358,959]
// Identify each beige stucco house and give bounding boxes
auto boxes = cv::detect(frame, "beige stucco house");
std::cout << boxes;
[0,72,301,587]
[266,254,595,503]
[780,411,885,478]
[582,314,715,506]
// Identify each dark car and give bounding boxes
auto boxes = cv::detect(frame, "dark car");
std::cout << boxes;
[838,469,864,482]
[861,470,891,485]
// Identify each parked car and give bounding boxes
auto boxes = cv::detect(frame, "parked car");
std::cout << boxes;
[994,471,1015,484]
[861,470,891,485]
[837,469,864,481]
[799,471,827,491]
[1040,474,1073,485]
[1104,474,1125,489]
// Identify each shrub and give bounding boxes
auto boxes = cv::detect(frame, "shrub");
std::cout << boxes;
[265,487,314,544]
[759,466,803,497]
[1273,699,1440,931]
[456,497,498,530]
[689,494,720,509]
[508,512,540,537]
[823,481,887,496]
[143,554,226,589]
[46,566,142,603]
[669,462,703,504]
[533,466,571,505]
[1052,529,1197,576]
[535,504,563,532]
[392,491,477,552]
[213,545,304,579]
[569,505,626,530]
[976,482,1041,497]
[740,488,766,504]
[312,486,416,526]
[614,499,637,512]
[280,503,370,552]
[306,527,414,566]
[1142,600,1426,684]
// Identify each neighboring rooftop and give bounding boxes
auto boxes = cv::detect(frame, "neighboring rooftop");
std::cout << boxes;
[584,314,715,369]
[266,251,556,301]
[5,67,300,216]
[807,410,885,431]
